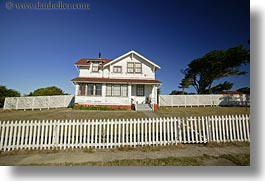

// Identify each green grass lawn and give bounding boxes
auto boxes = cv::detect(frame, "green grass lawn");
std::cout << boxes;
[0,106,250,121]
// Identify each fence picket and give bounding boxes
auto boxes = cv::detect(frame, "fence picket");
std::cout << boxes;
[95,119,98,148]
[162,117,166,145]
[202,116,206,143]
[245,115,250,141]
[149,118,152,145]
[232,116,236,141]
[238,115,243,141]
[12,121,18,151]
[27,120,34,149]
[235,115,240,141]
[228,115,232,142]
[118,119,121,147]
[137,118,140,146]
[155,118,159,145]
[177,118,182,144]
[190,117,194,143]
[170,117,174,145]
[221,115,226,142]
[166,117,170,145]
[17,121,21,149]
[110,119,114,148]
[182,118,186,144]
[41,121,45,149]
[242,115,246,141]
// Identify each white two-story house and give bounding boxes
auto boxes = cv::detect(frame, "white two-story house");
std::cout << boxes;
[71,50,161,110]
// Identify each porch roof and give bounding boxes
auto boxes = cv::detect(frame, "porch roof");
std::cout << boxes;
[71,77,162,84]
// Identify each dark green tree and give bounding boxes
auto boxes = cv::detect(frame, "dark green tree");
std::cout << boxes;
[169,90,187,95]
[237,87,250,94]
[178,78,191,94]
[28,86,65,96]
[205,81,233,94]
[181,45,249,94]
[0,85,21,107]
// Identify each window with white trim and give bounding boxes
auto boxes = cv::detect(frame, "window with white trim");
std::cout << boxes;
[127,62,142,73]
[113,66,122,73]
[92,63,99,72]
[136,85,144,96]
[87,84,94,96]
[135,63,142,73]
[106,84,128,97]
[78,84,86,96]
[127,62,134,73]
[85,84,102,96]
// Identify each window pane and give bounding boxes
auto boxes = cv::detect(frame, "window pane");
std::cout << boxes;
[113,66,122,73]
[79,84,86,96]
[87,84,94,96]
[121,85,128,97]
[112,85,121,96]
[136,85,144,96]
[106,84,112,96]
[95,84,102,95]
[92,64,99,72]
[135,63,142,73]
[127,63,134,73]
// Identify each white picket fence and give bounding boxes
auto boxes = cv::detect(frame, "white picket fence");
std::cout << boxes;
[0,115,250,152]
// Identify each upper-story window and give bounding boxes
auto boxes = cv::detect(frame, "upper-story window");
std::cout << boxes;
[127,62,134,73]
[113,66,122,73]
[92,63,99,72]
[135,63,142,73]
[127,62,142,73]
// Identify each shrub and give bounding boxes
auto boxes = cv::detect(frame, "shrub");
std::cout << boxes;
[73,105,113,110]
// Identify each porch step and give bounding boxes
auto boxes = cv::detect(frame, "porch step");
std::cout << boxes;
[136,104,152,111]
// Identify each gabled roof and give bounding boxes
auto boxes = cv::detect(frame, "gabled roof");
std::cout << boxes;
[103,50,161,70]
[71,77,162,84]
[75,58,112,66]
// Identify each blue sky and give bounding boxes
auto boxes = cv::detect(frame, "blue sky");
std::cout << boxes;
[0,0,249,95]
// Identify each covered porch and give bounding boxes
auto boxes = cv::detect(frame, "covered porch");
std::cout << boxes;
[72,78,161,110]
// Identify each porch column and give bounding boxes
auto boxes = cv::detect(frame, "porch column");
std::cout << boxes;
[152,85,157,104]
[85,84,88,96]
[75,84,79,96]
[102,83,106,97]
[128,84,132,104]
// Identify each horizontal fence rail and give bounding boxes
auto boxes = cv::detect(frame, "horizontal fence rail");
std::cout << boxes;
[159,94,250,107]
[3,95,74,110]
[0,115,250,152]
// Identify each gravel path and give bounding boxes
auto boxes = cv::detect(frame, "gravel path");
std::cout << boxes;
[0,144,249,166]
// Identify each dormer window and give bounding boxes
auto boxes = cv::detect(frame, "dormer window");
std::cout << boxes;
[92,63,99,72]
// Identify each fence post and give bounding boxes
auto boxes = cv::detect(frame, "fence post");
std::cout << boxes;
[3,98,6,110]
[16,98,19,110]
